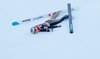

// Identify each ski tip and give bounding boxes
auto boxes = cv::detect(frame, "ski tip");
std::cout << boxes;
[70,30,73,34]
[12,22,20,26]
[67,3,71,5]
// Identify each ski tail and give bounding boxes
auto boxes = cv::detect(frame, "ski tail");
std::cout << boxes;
[68,3,73,34]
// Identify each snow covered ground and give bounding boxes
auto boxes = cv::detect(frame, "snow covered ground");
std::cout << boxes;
[0,0,100,59]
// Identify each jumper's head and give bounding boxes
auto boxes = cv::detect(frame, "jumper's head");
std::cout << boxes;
[30,27,39,34]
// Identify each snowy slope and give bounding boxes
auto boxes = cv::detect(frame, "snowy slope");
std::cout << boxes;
[0,0,100,59]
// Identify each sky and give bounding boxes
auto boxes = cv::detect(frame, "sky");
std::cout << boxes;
[0,0,100,59]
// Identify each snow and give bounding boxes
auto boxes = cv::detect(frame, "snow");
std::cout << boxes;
[0,0,100,59]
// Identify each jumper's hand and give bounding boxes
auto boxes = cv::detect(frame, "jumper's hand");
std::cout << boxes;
[51,11,60,19]
[57,25,61,28]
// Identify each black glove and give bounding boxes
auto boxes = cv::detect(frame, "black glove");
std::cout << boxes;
[57,25,61,28]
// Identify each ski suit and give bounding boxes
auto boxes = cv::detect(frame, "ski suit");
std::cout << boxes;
[36,11,69,32]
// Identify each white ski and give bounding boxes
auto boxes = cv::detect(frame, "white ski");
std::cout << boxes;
[12,8,75,26]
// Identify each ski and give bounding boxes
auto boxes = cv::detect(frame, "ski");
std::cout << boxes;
[12,8,75,26]
[68,3,73,34]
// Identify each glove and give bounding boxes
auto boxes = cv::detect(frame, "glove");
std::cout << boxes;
[57,25,61,27]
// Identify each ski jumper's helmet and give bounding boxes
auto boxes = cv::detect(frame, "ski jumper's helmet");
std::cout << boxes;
[30,27,39,34]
